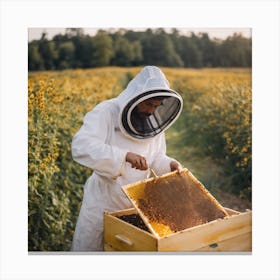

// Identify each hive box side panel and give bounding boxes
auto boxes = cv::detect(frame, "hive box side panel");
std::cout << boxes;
[196,232,252,252]
[104,243,118,251]
[158,211,252,252]
[104,210,158,251]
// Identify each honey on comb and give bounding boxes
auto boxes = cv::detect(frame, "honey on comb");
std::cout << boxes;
[125,170,228,237]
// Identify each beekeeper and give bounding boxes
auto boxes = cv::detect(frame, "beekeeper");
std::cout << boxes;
[71,66,183,251]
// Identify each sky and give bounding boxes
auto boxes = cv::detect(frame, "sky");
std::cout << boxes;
[28,27,251,41]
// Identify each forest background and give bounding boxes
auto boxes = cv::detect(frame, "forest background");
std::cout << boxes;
[28,28,251,70]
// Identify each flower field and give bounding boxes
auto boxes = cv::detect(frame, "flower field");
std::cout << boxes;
[28,67,251,251]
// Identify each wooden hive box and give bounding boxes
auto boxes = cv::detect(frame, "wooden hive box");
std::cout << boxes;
[104,169,252,252]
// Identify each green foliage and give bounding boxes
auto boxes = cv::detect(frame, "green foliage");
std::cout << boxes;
[171,72,252,199]
[28,79,71,250]
[28,68,128,251]
[176,35,203,68]
[92,31,114,66]
[28,43,44,70]
[28,28,252,71]
[219,34,252,67]
[141,28,184,67]
[57,41,75,69]
[111,35,135,66]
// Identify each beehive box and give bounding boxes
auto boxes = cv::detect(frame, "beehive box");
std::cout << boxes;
[104,169,252,252]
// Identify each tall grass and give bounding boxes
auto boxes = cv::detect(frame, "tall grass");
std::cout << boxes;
[168,68,251,198]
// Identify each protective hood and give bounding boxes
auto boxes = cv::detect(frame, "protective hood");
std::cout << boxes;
[117,66,183,140]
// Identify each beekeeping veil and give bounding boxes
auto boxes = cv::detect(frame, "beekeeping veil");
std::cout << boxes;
[117,66,183,140]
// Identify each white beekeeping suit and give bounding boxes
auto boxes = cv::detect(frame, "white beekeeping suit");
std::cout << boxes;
[71,66,183,251]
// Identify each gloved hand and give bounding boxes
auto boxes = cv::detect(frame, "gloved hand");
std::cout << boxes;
[126,152,148,170]
[170,160,182,172]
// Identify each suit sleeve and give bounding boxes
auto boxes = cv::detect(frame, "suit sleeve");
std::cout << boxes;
[71,103,128,179]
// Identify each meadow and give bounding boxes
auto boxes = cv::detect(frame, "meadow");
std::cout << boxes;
[28,67,252,251]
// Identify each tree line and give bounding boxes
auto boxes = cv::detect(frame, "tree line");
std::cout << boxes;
[28,28,252,71]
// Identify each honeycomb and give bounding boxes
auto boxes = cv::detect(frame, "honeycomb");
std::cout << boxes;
[124,169,228,237]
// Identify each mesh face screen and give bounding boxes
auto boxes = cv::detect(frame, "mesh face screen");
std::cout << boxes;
[121,90,182,139]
